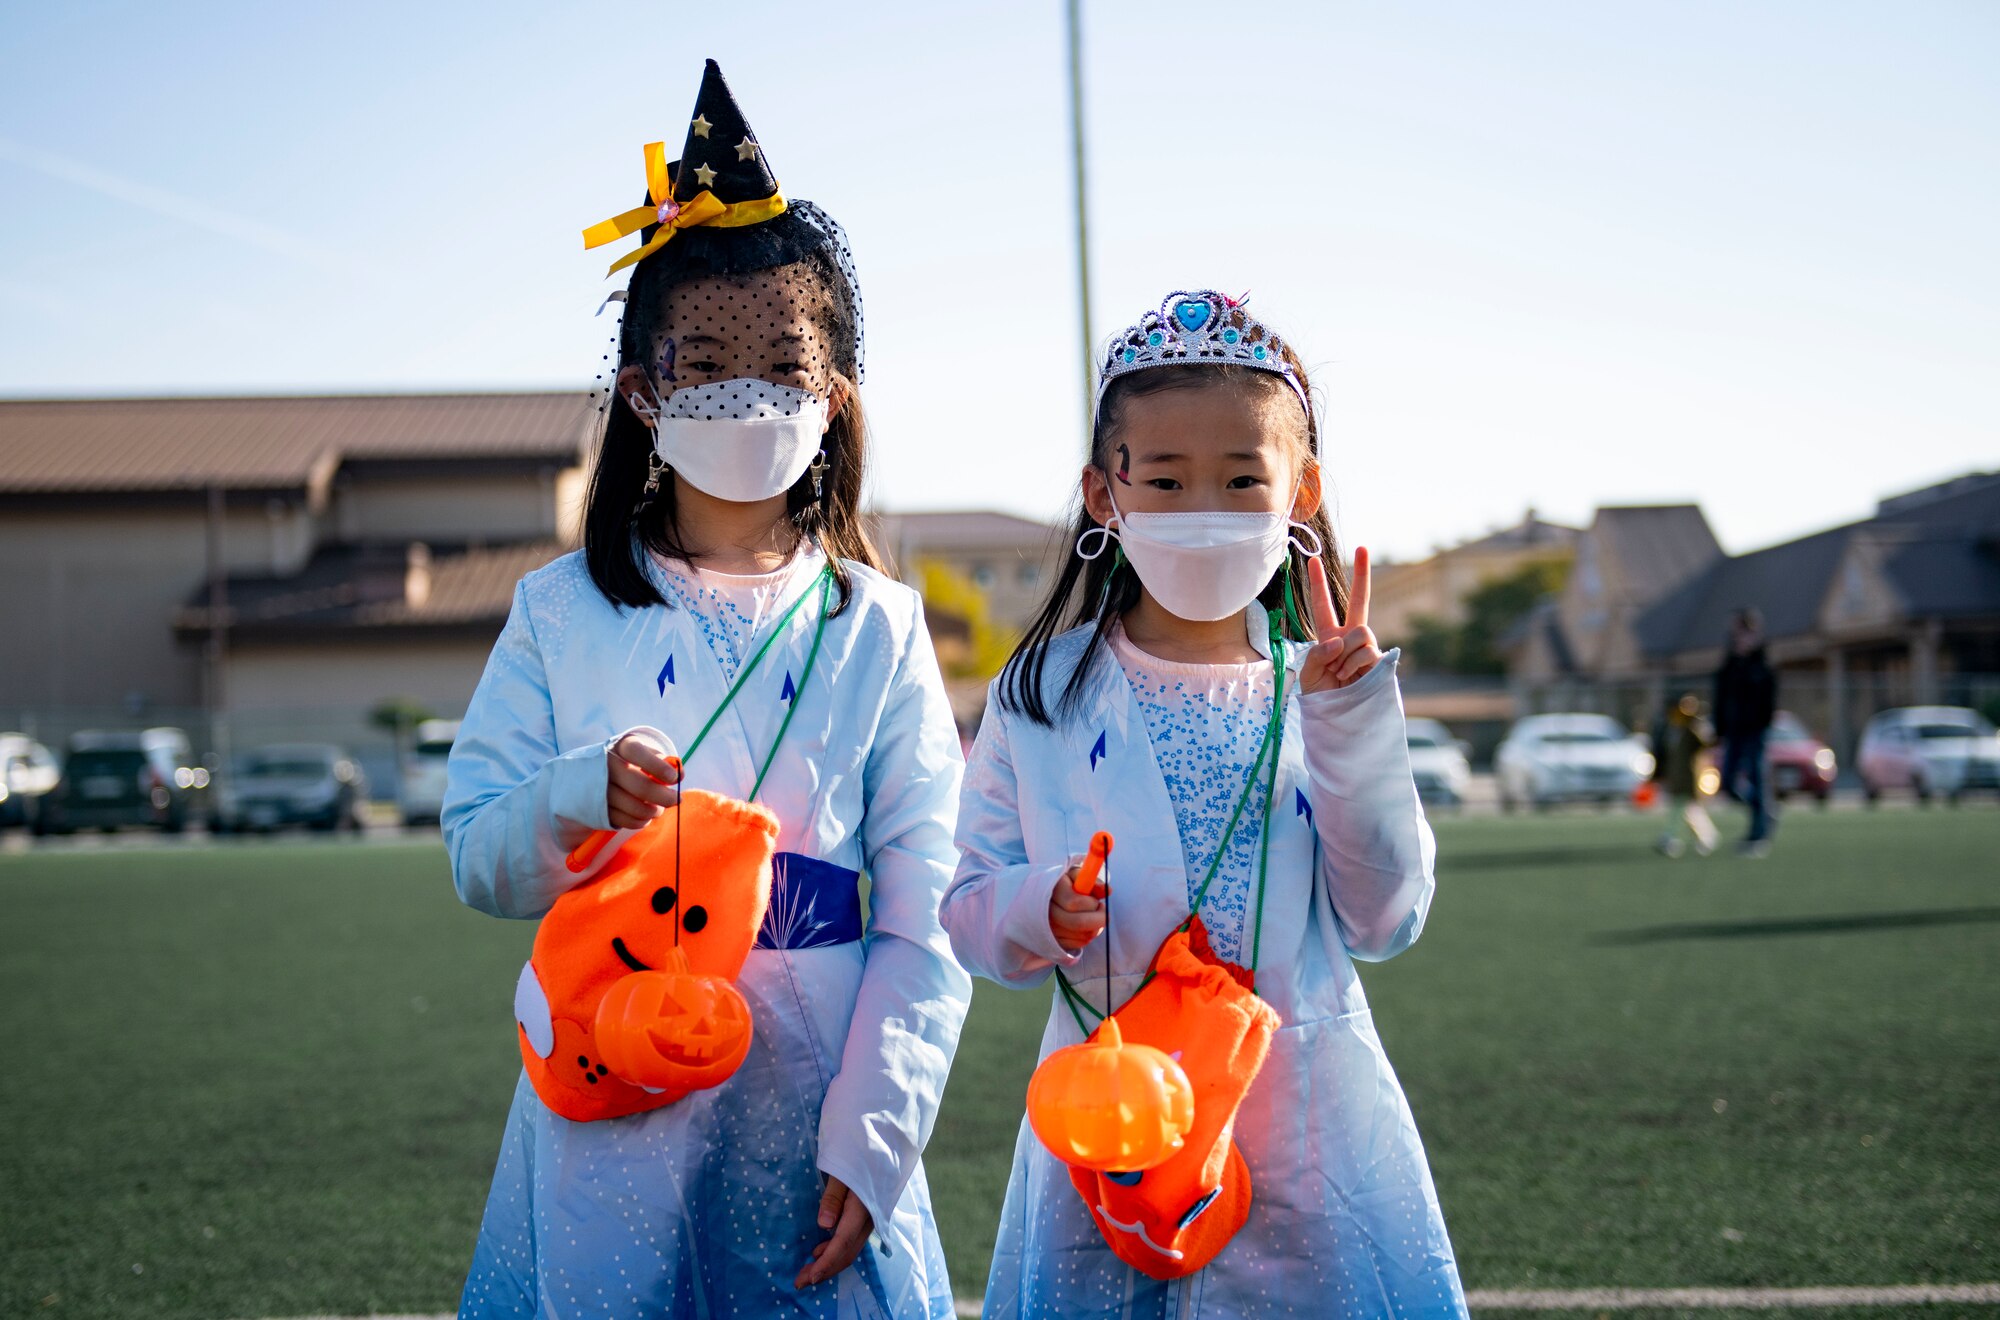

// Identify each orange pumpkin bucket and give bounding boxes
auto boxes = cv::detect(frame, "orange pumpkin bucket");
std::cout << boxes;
[1027,1015,1194,1171]
[515,788,779,1122]
[1064,920,1280,1279]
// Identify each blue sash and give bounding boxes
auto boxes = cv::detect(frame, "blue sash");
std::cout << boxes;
[756,852,864,950]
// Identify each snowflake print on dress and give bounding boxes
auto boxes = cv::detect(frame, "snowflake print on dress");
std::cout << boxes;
[1111,625,1278,965]
[652,546,825,682]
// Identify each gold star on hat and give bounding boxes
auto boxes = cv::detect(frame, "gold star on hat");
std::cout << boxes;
[735,136,759,162]
[692,161,718,188]
[691,114,712,138]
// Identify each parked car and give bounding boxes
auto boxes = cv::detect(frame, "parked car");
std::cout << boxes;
[398,719,459,827]
[1766,710,1836,803]
[1405,717,1472,807]
[1496,713,1654,810]
[1857,706,2000,804]
[37,727,209,834]
[213,744,368,833]
[0,734,61,830]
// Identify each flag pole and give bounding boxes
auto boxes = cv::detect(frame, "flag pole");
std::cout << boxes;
[1066,0,1095,446]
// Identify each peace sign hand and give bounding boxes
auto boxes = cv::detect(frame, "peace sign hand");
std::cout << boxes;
[1300,546,1382,693]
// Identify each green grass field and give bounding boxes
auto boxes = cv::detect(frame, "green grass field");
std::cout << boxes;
[2,807,1995,1318]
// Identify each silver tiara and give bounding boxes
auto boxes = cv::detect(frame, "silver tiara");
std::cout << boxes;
[1096,290,1309,418]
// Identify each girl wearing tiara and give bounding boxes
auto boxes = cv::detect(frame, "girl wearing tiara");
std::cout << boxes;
[445,62,969,1317]
[942,292,1467,1318]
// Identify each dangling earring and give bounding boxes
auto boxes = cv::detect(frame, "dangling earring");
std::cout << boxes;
[635,450,667,511]
[808,449,830,502]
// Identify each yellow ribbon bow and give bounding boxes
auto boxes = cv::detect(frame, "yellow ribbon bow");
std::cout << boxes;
[582,140,788,277]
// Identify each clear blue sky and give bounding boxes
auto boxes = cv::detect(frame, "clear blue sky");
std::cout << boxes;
[2,1,1994,561]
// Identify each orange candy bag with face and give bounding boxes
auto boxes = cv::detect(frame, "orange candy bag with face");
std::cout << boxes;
[513,789,779,1123]
[1065,919,1281,1279]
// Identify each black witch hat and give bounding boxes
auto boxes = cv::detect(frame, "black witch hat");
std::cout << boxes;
[584,59,827,281]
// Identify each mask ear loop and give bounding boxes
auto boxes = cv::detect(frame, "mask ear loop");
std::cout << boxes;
[1282,520,1325,638]
[1075,521,1118,561]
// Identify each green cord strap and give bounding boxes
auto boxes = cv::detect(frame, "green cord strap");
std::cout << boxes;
[1054,603,1291,1035]
[747,572,833,801]
[678,563,834,803]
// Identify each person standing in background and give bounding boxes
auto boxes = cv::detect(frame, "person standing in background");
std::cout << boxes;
[1714,608,1778,856]
[1651,692,1719,858]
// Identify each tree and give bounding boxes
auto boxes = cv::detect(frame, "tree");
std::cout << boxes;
[1405,558,1570,675]
[915,557,1018,680]
[369,696,435,774]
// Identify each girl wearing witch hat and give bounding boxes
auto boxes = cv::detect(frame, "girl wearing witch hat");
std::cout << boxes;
[941,293,1468,1316]
[445,61,970,1316]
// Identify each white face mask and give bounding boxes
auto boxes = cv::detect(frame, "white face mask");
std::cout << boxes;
[1079,487,1322,623]
[633,379,829,504]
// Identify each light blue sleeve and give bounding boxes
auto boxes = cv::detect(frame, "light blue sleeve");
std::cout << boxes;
[939,685,1086,987]
[1297,648,1438,961]
[814,604,974,1243]
[442,580,617,920]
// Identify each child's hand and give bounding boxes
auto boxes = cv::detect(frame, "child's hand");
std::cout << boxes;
[607,732,681,829]
[1049,863,1109,953]
[795,1174,873,1289]
[1301,547,1382,693]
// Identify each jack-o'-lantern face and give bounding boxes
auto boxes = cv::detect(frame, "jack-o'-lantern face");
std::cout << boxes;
[594,949,755,1092]
[516,789,780,1123]
[1059,921,1280,1280]
[1027,1017,1193,1171]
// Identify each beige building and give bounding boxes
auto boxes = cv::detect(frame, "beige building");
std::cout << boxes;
[1,392,1064,770]
[1371,511,1578,651]
[1508,474,2000,756]
[872,510,1065,634]
[0,392,592,764]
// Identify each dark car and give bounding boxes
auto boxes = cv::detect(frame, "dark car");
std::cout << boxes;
[1766,711,1836,803]
[37,728,209,834]
[212,743,368,833]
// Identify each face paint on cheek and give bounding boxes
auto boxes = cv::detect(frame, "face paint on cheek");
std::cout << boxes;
[1115,443,1132,486]
[657,338,677,384]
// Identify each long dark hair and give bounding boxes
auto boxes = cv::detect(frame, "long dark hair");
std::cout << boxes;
[580,232,880,613]
[999,344,1347,727]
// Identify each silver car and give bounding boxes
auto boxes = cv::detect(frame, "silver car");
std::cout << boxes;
[1405,717,1472,807]
[1857,706,2000,804]
[1496,713,1655,811]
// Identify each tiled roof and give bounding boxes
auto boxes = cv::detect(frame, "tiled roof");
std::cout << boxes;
[176,540,567,636]
[0,392,597,494]
[1635,473,2000,656]
[873,510,1060,551]
[1592,505,1723,601]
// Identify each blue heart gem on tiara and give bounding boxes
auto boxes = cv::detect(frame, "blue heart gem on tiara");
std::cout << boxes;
[1172,298,1213,333]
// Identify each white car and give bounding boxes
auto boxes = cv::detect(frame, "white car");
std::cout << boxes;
[1856,706,2000,804]
[1405,717,1472,807]
[0,734,60,830]
[399,718,460,827]
[1496,713,1655,811]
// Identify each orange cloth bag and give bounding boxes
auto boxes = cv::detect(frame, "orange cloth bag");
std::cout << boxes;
[516,789,779,1122]
[1066,918,1282,1278]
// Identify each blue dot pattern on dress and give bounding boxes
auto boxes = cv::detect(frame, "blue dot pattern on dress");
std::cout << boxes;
[1112,628,1278,965]
[654,549,824,682]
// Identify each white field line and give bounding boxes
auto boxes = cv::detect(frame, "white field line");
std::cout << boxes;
[265,1282,2000,1319]
[1464,1283,2000,1310]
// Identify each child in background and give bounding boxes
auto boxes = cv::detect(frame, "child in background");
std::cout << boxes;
[445,61,968,1318]
[942,291,1467,1318]
[1653,692,1719,857]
